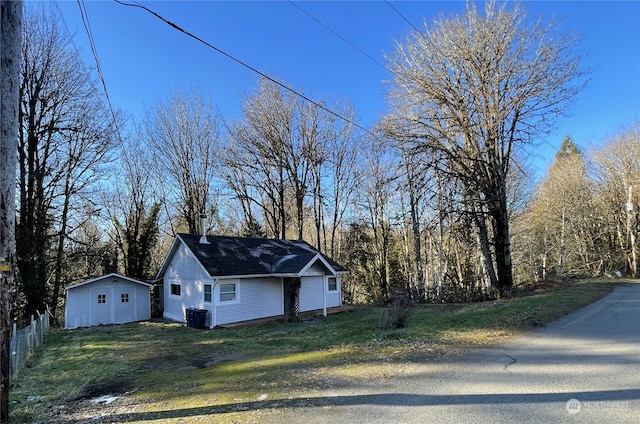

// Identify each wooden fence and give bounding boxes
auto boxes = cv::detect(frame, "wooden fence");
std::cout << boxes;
[9,308,51,379]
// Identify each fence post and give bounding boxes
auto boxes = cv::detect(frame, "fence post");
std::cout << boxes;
[36,311,43,345]
[28,316,34,358]
[9,324,16,380]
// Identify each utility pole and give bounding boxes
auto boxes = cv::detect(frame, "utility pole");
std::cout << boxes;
[626,185,636,278]
[1,1,22,421]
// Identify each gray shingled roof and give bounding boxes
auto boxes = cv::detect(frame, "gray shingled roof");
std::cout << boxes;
[176,234,347,277]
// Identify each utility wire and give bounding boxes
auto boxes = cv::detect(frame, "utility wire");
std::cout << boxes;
[114,0,380,140]
[384,0,424,36]
[288,0,389,72]
[77,0,123,141]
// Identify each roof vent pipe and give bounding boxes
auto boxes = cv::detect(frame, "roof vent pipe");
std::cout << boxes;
[199,213,210,244]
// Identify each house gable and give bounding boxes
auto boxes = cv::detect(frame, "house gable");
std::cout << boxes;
[156,236,211,281]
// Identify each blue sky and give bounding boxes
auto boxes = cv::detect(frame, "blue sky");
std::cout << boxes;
[57,1,639,173]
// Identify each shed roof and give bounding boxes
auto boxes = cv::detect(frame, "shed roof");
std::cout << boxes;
[157,234,348,279]
[65,273,153,291]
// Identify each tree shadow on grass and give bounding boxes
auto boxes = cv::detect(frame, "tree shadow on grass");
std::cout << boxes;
[56,388,639,423]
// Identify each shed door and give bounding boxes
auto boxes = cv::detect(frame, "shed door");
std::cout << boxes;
[91,287,113,325]
[114,285,135,324]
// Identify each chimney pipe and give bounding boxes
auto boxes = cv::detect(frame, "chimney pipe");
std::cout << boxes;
[199,213,210,244]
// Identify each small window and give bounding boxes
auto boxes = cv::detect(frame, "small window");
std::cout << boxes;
[170,284,181,296]
[328,277,338,292]
[121,293,129,303]
[204,284,212,302]
[97,294,106,304]
[220,283,236,302]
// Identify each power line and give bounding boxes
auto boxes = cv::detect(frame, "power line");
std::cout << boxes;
[113,0,379,140]
[384,0,424,36]
[288,0,389,72]
[77,0,123,141]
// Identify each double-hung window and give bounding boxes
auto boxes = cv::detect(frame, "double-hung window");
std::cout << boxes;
[328,277,338,292]
[220,283,237,302]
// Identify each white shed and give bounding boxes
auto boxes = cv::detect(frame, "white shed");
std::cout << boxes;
[64,273,152,329]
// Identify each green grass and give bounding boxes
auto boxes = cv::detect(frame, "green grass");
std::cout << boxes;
[9,278,618,423]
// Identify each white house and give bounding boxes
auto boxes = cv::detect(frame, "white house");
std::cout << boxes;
[156,233,348,328]
[64,273,152,329]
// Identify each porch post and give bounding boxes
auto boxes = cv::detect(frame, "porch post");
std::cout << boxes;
[322,276,327,317]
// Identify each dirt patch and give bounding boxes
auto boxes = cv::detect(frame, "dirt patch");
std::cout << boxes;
[63,378,133,403]
[48,393,144,423]
[50,378,140,423]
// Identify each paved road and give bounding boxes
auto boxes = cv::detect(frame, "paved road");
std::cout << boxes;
[271,282,640,423]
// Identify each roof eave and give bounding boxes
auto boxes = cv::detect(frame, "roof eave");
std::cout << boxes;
[299,253,338,276]
[154,235,185,280]
[213,273,303,280]
[65,273,153,291]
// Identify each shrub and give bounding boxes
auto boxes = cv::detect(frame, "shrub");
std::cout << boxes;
[380,294,413,329]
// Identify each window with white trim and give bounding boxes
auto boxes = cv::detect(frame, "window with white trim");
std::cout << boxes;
[97,294,106,304]
[204,284,212,302]
[220,283,236,302]
[121,293,129,303]
[328,277,338,291]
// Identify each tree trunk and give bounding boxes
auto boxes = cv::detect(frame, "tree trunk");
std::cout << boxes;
[0,2,22,420]
[558,204,566,277]
[51,158,73,318]
[408,175,425,302]
[626,185,636,277]
[470,193,499,294]
[491,199,513,298]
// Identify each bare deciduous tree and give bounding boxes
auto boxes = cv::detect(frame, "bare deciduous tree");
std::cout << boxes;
[144,87,222,234]
[109,137,161,280]
[225,78,359,244]
[17,3,115,318]
[591,123,640,277]
[383,1,587,297]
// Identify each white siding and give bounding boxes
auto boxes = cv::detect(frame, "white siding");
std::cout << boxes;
[65,285,94,329]
[305,262,328,275]
[215,278,282,325]
[299,275,324,312]
[163,242,212,324]
[299,258,337,312]
[325,276,341,308]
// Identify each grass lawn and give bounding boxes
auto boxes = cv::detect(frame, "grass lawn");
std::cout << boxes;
[9,278,618,423]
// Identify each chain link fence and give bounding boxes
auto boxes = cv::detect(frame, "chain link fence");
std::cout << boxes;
[10,308,51,379]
